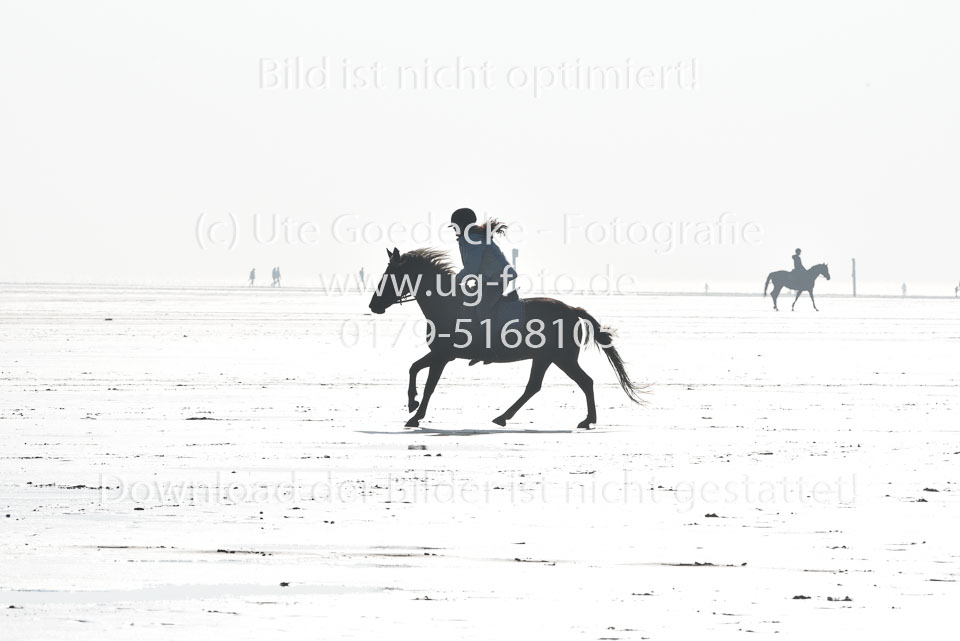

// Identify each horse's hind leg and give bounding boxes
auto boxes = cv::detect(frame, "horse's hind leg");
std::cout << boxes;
[772,286,782,311]
[405,358,450,428]
[492,358,551,427]
[554,358,596,430]
[791,290,802,311]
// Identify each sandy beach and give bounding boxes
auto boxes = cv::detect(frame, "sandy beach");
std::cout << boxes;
[2,284,958,639]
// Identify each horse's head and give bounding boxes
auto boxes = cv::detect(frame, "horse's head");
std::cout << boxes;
[369,248,454,314]
[814,263,831,280]
[369,247,409,314]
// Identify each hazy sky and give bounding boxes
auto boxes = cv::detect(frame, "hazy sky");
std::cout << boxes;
[2,1,958,294]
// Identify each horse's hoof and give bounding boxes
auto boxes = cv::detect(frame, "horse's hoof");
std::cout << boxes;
[408,400,420,412]
[405,417,420,428]
[576,420,594,430]
[492,417,507,427]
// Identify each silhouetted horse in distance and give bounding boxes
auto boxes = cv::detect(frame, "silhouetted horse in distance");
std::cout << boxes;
[764,263,831,311]
[369,248,644,429]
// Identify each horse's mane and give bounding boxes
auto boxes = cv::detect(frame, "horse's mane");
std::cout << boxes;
[400,248,455,275]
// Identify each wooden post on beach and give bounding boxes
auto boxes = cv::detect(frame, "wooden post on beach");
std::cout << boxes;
[851,258,857,297]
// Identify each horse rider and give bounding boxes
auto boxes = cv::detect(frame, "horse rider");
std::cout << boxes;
[450,208,517,358]
[791,248,806,275]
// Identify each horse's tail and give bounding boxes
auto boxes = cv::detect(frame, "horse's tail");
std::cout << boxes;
[764,273,773,296]
[574,308,646,404]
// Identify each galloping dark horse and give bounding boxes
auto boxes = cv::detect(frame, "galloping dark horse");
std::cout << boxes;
[368,248,643,429]
[764,263,830,311]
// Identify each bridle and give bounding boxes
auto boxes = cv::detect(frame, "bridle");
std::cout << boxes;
[378,270,416,306]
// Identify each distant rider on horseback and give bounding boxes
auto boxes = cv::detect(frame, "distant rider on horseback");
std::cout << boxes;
[765,247,830,311]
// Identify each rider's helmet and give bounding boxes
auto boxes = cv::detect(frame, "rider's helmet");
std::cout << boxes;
[795,248,802,255]
[451,208,478,234]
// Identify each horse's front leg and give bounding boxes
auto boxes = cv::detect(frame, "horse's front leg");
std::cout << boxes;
[407,352,434,412]
[808,290,819,311]
[406,358,451,428]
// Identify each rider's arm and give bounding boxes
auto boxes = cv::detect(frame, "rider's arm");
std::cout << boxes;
[455,238,484,287]
[489,240,517,282]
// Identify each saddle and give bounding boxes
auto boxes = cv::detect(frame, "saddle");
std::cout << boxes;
[462,289,525,363]
[787,269,809,290]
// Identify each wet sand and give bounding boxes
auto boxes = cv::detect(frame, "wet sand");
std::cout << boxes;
[2,284,958,639]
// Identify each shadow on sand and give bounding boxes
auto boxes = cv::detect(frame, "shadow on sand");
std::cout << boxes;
[357,426,574,437]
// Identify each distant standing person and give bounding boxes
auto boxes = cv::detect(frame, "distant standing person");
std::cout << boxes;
[249,268,256,286]
[901,282,907,297]
[704,283,709,295]
[359,267,365,293]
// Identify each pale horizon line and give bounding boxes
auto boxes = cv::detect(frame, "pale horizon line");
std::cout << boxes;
[2,280,958,300]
